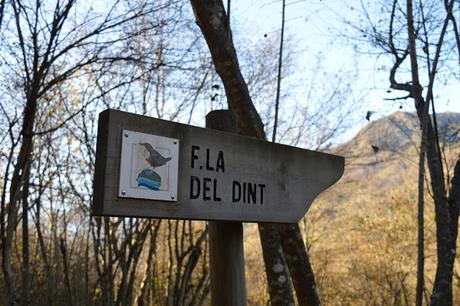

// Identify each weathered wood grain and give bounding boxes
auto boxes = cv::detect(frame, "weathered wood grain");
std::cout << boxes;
[92,109,344,222]
[207,110,246,306]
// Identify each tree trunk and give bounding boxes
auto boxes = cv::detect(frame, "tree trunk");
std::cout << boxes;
[189,0,265,139]
[21,161,31,306]
[272,0,285,142]
[415,140,425,306]
[406,1,456,304]
[258,223,295,305]
[189,1,294,304]
[3,91,38,305]
[447,159,460,284]
[278,223,321,306]
[190,1,323,305]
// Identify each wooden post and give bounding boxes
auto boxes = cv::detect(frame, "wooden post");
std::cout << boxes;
[206,110,247,306]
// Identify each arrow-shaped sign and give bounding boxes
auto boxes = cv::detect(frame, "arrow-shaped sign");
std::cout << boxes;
[92,109,344,223]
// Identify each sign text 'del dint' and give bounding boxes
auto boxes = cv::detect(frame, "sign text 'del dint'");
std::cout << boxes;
[92,109,344,223]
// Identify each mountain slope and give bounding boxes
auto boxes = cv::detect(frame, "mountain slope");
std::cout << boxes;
[244,111,460,305]
[331,112,460,195]
[306,111,460,305]
[337,111,460,157]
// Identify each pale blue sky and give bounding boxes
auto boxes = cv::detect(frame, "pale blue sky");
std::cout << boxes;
[231,0,459,141]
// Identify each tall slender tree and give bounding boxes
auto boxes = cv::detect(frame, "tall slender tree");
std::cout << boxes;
[348,0,460,304]
[0,1,166,304]
[190,1,321,305]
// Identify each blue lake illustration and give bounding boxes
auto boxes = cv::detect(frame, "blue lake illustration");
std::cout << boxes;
[137,169,162,190]
[136,142,172,191]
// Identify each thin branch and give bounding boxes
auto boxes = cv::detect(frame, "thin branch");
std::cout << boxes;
[272,0,285,143]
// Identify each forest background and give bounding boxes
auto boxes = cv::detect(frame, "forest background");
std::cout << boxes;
[0,0,459,305]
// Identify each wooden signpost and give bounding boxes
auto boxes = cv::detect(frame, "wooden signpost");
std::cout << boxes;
[92,108,344,306]
[92,109,344,222]
[205,111,246,306]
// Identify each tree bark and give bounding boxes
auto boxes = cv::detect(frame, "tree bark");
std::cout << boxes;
[406,1,457,304]
[272,0,285,142]
[415,138,425,306]
[3,93,38,306]
[189,0,265,139]
[190,2,323,305]
[189,1,295,304]
[258,223,295,306]
[278,223,321,306]
[21,161,31,306]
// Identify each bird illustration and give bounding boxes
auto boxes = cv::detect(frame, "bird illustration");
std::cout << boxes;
[139,142,171,168]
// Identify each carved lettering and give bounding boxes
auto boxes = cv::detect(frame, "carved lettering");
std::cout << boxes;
[216,151,225,172]
[191,146,200,169]
[190,176,200,199]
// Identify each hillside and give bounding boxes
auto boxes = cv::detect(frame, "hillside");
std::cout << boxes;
[315,111,460,231]
[338,112,460,155]
[244,112,460,305]
[331,112,460,197]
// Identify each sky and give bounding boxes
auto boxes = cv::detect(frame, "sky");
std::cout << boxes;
[230,0,460,141]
